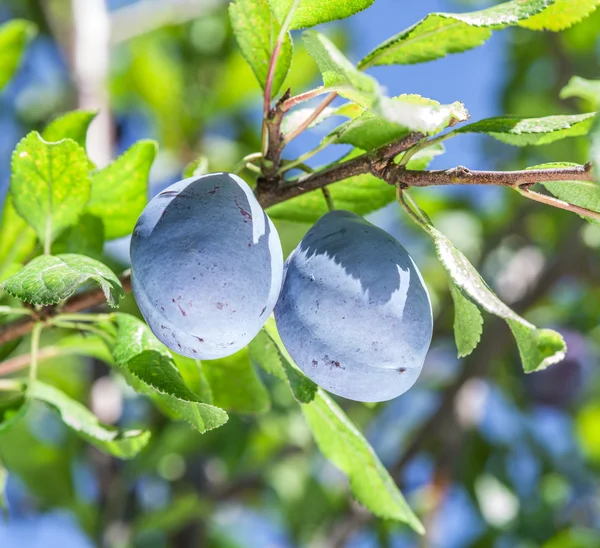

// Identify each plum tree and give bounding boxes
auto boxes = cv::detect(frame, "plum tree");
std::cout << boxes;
[274,210,433,402]
[130,172,283,359]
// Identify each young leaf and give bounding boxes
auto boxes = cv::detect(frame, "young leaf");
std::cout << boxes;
[376,95,468,135]
[182,156,209,179]
[29,381,150,459]
[333,95,467,149]
[303,31,379,107]
[87,140,158,239]
[229,0,292,96]
[0,197,37,283]
[10,132,91,246]
[0,19,37,91]
[2,254,123,307]
[112,314,228,433]
[250,319,318,403]
[560,76,600,107]
[202,349,271,413]
[454,112,596,146]
[423,224,565,372]
[358,0,555,68]
[269,0,375,30]
[267,145,444,223]
[42,110,97,148]
[449,281,483,358]
[302,390,424,533]
[528,162,600,224]
[518,0,600,31]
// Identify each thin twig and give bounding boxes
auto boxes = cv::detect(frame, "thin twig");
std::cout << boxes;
[282,92,338,144]
[517,186,600,221]
[280,86,332,112]
[321,188,335,211]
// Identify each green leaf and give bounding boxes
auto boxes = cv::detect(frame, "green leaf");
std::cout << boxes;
[454,112,596,146]
[10,132,91,246]
[202,349,270,414]
[303,31,379,107]
[2,254,123,307]
[29,381,150,459]
[0,19,36,91]
[182,156,209,179]
[519,0,600,30]
[53,213,105,260]
[0,197,37,283]
[42,110,97,148]
[171,355,213,403]
[376,95,468,135]
[230,0,292,96]
[250,319,317,403]
[358,0,556,68]
[87,140,157,239]
[0,390,27,434]
[269,0,375,30]
[449,281,483,358]
[112,314,228,433]
[333,95,467,148]
[560,76,600,107]
[527,162,600,224]
[423,224,566,372]
[267,145,444,223]
[302,390,424,532]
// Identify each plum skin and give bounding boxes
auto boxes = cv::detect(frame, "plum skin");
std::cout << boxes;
[130,172,283,360]
[274,210,433,402]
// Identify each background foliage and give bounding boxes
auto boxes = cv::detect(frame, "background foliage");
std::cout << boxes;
[0,0,600,547]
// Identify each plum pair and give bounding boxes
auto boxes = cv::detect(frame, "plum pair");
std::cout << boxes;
[130,173,432,402]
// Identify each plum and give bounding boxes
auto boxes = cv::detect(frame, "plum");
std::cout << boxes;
[130,172,283,359]
[274,210,432,402]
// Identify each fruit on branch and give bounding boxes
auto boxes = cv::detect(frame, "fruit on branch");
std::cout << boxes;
[130,173,284,359]
[275,210,433,402]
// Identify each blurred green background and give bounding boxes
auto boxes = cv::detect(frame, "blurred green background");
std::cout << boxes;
[0,0,600,547]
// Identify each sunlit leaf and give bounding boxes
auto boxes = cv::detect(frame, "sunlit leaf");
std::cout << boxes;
[269,0,375,30]
[230,0,292,96]
[2,254,123,307]
[10,132,91,246]
[87,140,157,239]
[29,381,150,459]
[0,19,36,91]
[359,0,556,68]
[112,314,228,433]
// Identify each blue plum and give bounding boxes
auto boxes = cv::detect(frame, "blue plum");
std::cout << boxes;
[130,173,283,359]
[275,210,432,402]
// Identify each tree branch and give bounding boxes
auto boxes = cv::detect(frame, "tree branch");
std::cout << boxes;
[0,125,596,353]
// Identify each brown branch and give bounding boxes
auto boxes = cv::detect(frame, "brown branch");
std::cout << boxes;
[258,90,291,190]
[389,163,594,188]
[257,132,426,207]
[0,126,596,353]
